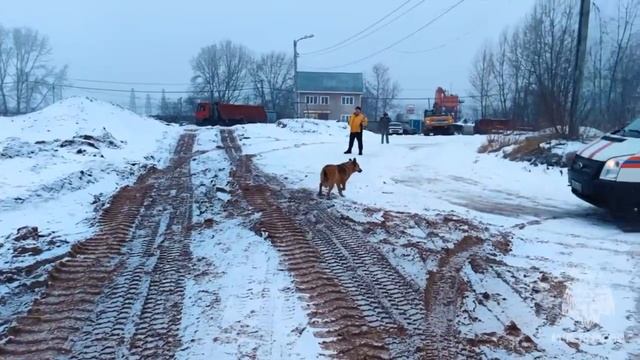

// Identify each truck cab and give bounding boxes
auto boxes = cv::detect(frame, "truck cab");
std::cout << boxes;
[568,118,640,215]
[195,102,213,125]
[423,110,455,135]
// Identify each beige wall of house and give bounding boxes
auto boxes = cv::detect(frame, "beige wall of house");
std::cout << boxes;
[298,92,362,121]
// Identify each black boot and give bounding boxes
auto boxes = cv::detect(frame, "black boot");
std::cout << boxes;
[344,150,352,154]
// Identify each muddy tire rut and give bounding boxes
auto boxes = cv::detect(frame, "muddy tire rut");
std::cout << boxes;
[0,133,196,360]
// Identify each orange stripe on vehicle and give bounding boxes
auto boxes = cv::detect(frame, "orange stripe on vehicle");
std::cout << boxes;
[578,140,602,155]
[621,162,640,169]
[587,141,613,159]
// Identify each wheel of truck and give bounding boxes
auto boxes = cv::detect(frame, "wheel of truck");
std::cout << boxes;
[612,210,640,232]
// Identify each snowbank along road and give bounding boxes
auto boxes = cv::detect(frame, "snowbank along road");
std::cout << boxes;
[0,101,638,359]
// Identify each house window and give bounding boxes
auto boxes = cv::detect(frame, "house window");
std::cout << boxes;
[320,96,329,105]
[305,95,318,105]
[341,96,354,105]
[340,114,351,122]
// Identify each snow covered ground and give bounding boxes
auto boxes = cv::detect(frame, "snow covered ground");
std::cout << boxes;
[233,119,639,359]
[179,130,322,359]
[236,119,584,221]
[0,97,181,331]
[0,108,637,358]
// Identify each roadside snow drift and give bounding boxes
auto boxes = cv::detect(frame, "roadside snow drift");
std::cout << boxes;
[0,97,181,332]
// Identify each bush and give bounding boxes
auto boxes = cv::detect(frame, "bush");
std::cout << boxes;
[505,134,558,160]
[477,134,522,154]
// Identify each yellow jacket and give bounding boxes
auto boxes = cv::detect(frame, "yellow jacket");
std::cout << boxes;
[348,113,368,133]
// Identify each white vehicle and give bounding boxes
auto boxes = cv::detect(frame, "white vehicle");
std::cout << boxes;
[388,121,404,135]
[568,118,640,214]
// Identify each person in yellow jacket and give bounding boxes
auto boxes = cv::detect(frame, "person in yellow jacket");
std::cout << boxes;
[344,106,368,155]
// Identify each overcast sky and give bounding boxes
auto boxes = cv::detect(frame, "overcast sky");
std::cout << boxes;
[2,0,537,106]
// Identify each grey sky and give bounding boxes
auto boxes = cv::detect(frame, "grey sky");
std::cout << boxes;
[2,0,536,106]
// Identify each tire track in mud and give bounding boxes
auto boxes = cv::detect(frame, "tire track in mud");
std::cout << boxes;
[423,236,482,359]
[221,129,480,359]
[222,130,389,359]
[0,133,195,360]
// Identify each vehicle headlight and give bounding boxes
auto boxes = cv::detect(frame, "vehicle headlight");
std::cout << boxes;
[600,156,630,180]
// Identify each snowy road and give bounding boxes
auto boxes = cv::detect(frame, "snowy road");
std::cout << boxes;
[0,103,638,359]
[233,120,639,359]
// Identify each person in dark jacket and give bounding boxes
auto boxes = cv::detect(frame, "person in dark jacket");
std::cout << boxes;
[379,112,391,144]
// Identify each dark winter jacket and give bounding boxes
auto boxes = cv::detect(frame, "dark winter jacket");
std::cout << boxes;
[379,115,391,133]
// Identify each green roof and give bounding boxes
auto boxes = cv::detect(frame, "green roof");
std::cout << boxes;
[297,71,363,93]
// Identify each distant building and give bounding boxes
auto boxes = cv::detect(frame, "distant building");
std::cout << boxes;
[296,71,364,121]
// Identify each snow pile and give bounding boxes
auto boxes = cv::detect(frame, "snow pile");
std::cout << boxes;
[0,97,173,157]
[536,126,604,139]
[478,126,606,168]
[534,126,604,159]
[0,97,181,332]
[0,97,180,201]
[275,118,349,137]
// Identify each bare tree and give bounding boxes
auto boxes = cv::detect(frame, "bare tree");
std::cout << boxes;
[129,88,137,114]
[191,40,252,104]
[364,63,401,121]
[469,43,495,119]
[11,27,55,114]
[249,51,294,118]
[160,89,169,115]
[468,0,640,135]
[578,0,640,130]
[492,31,511,118]
[522,0,578,133]
[0,25,12,115]
[507,27,534,125]
[145,94,152,115]
[607,0,639,105]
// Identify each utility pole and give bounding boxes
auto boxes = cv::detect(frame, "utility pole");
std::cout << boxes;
[569,0,591,140]
[293,34,314,118]
[258,79,266,106]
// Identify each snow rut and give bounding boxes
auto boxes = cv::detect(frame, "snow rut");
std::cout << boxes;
[0,133,195,360]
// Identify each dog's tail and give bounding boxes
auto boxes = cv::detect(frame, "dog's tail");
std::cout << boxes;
[321,168,329,184]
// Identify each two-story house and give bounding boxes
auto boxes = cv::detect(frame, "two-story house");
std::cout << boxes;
[296,71,364,121]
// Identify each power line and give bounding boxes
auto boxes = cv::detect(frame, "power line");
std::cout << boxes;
[31,81,295,95]
[300,0,413,56]
[303,0,428,57]
[69,78,192,86]
[313,0,466,70]
[394,43,447,54]
[393,30,471,54]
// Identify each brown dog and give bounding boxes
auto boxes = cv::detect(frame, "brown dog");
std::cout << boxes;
[318,158,363,199]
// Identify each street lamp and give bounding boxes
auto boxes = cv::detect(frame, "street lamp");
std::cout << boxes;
[293,34,314,118]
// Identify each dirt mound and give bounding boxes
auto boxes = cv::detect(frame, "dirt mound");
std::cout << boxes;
[1,129,123,160]
[478,133,589,168]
